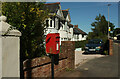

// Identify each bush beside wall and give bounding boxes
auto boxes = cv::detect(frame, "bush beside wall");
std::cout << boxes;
[75,40,88,50]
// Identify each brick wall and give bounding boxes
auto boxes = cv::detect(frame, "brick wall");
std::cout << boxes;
[23,41,75,78]
[109,39,113,55]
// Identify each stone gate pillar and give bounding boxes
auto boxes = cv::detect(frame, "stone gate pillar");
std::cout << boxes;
[0,16,21,78]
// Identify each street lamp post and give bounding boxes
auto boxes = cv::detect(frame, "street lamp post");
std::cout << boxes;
[108,4,111,39]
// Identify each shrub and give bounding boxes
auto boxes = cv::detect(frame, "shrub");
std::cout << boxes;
[75,40,88,50]
[2,2,49,60]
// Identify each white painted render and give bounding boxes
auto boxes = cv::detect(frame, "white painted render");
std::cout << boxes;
[72,34,87,41]
[66,15,70,22]
[45,16,87,42]
[57,7,64,19]
[70,27,73,40]
[55,18,58,29]
[82,35,87,40]
[0,36,2,79]
[57,9,62,18]
[44,18,58,35]
[2,37,20,77]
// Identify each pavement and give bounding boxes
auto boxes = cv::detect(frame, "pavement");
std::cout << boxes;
[75,51,106,68]
[58,42,119,78]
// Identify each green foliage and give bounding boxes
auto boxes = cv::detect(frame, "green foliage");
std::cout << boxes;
[103,50,109,55]
[87,14,115,42]
[2,2,49,60]
[75,40,88,50]
[87,14,115,53]
[65,68,73,72]
[113,28,120,36]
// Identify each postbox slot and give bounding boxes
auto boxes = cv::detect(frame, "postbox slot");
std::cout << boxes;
[56,41,59,42]
[56,37,60,38]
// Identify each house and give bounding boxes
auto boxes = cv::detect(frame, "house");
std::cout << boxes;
[58,9,73,41]
[44,2,74,44]
[44,2,65,36]
[44,2,87,43]
[72,25,87,41]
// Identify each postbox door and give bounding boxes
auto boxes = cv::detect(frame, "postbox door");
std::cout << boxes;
[46,33,60,54]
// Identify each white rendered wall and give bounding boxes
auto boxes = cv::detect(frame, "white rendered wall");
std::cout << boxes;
[44,18,58,35]
[66,15,70,22]
[2,37,20,77]
[0,16,21,78]
[79,34,82,41]
[0,37,2,79]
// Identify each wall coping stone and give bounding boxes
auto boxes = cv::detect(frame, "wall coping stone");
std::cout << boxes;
[0,16,21,36]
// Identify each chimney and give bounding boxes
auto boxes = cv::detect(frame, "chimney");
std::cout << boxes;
[45,2,60,5]
[74,25,78,28]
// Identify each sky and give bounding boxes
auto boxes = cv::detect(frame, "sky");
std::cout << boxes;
[60,2,118,33]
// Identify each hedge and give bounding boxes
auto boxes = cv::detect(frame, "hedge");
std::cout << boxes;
[75,40,88,50]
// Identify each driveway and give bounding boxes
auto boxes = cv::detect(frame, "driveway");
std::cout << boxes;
[75,51,105,68]
[58,42,118,78]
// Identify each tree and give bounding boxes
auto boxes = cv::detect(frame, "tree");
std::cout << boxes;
[87,14,115,42]
[2,2,49,60]
[113,28,120,36]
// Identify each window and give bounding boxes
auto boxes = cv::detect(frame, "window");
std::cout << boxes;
[82,35,84,38]
[61,38,63,41]
[68,38,71,41]
[50,20,52,27]
[64,38,67,41]
[77,35,79,39]
[46,20,49,27]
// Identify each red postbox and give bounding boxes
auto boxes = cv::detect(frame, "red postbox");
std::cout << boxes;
[46,33,60,54]
[46,33,60,78]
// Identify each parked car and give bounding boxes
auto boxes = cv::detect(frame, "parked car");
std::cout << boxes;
[85,39,104,54]
[113,37,117,40]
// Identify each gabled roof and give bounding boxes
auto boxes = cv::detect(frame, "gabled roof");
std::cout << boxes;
[44,2,60,13]
[62,10,68,19]
[68,24,73,28]
[73,25,87,35]
[62,9,71,22]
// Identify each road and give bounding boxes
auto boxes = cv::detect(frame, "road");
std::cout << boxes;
[58,42,119,78]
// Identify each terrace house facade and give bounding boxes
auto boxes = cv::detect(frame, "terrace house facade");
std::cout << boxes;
[73,25,87,41]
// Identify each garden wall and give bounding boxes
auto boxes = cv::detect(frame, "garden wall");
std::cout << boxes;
[109,39,113,55]
[23,41,75,78]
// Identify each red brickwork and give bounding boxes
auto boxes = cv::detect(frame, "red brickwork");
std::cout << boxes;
[23,41,75,78]
[109,39,113,55]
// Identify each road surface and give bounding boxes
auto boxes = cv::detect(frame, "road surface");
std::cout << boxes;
[58,42,119,78]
